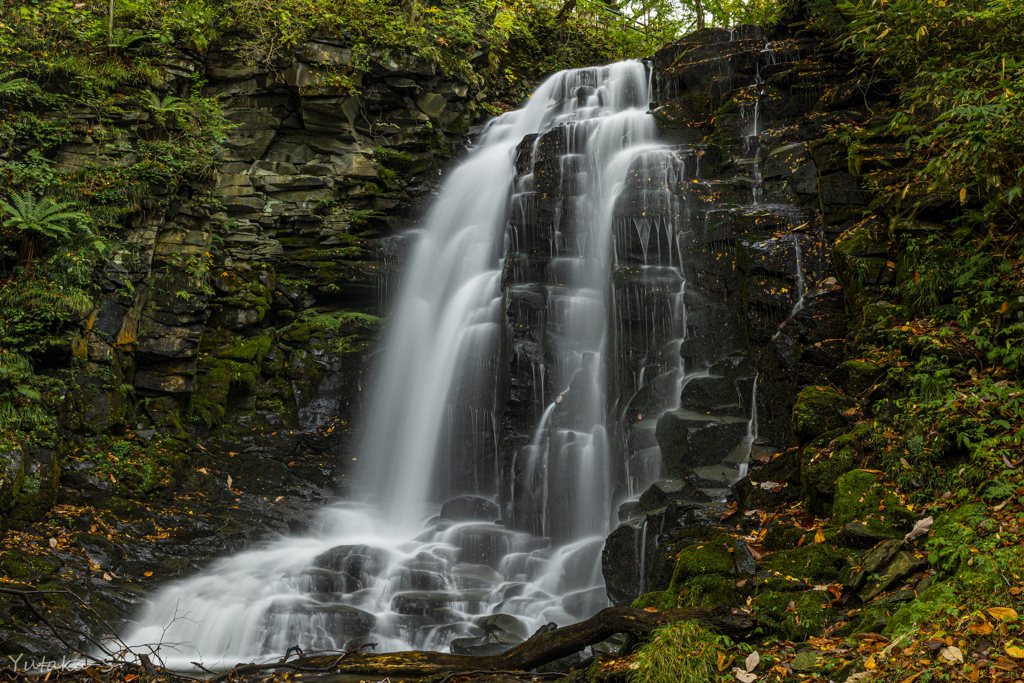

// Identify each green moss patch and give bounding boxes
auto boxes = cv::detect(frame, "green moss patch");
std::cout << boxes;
[758,544,848,583]
[831,469,914,533]
[792,386,856,444]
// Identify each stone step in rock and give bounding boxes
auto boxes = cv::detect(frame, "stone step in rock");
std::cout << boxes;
[638,478,712,510]
[655,409,750,477]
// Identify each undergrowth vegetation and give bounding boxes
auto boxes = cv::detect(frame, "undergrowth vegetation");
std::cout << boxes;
[813,0,1024,230]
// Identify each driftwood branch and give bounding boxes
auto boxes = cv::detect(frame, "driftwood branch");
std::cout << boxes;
[305,605,756,676]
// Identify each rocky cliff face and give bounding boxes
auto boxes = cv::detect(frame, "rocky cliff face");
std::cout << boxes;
[0,37,491,654]
[598,23,879,608]
[596,19,967,649]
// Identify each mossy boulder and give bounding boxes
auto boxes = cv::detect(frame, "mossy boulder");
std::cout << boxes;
[832,219,894,311]
[799,429,853,516]
[675,573,745,607]
[631,590,679,611]
[832,360,886,397]
[792,386,856,444]
[758,543,848,583]
[754,589,837,640]
[860,302,911,329]
[670,534,753,583]
[831,470,914,537]
[835,604,890,637]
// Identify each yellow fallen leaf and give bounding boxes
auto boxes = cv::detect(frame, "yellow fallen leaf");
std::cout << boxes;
[970,621,993,636]
[864,655,877,670]
[814,529,826,544]
[988,607,1018,621]
[1005,645,1024,659]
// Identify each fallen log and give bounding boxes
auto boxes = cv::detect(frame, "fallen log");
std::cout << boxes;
[304,605,755,676]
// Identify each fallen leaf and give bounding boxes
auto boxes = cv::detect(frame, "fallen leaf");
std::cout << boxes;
[814,529,826,544]
[643,606,658,612]
[102,572,112,581]
[904,516,933,542]
[227,475,233,489]
[734,669,757,683]
[1004,645,1024,659]
[1000,301,1010,314]
[959,187,967,203]
[994,496,1014,511]
[48,537,57,548]
[988,607,1018,621]
[718,651,728,672]
[745,650,760,672]
[940,645,963,663]
[197,467,209,474]
[143,571,153,577]
[900,457,912,468]
[273,496,285,503]
[969,621,993,636]
[864,656,876,670]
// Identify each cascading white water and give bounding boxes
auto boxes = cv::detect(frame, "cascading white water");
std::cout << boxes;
[117,61,659,669]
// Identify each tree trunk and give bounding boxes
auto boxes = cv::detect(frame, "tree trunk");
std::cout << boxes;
[304,606,756,676]
[555,0,578,21]
[18,235,35,279]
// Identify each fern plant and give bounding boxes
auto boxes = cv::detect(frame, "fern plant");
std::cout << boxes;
[145,93,188,138]
[0,72,41,100]
[0,192,87,278]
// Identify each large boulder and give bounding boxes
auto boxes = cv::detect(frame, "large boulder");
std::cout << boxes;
[792,386,856,444]
[439,495,500,521]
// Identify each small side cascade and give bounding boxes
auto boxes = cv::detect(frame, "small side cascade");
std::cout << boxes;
[790,234,807,316]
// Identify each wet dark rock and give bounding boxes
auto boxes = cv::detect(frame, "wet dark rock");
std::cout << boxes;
[639,478,711,509]
[476,613,530,639]
[655,410,749,476]
[440,495,500,521]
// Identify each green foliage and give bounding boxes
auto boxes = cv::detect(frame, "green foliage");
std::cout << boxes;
[628,620,719,683]
[0,192,88,247]
[830,0,1024,226]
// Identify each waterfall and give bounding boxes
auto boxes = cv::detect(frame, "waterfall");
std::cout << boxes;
[117,61,658,669]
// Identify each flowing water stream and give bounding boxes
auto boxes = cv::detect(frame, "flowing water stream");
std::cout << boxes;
[119,61,669,669]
